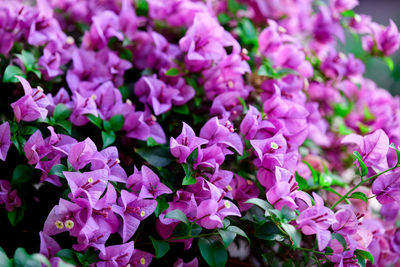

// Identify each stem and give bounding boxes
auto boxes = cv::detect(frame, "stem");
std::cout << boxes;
[296,247,328,255]
[165,232,216,241]
[330,165,399,210]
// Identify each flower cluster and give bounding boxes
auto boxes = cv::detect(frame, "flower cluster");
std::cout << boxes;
[1,0,400,266]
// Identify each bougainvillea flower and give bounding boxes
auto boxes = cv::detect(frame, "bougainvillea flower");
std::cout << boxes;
[0,180,21,212]
[342,129,389,171]
[372,171,400,205]
[363,20,400,56]
[251,133,287,170]
[297,193,337,251]
[0,121,11,161]
[69,92,98,126]
[11,76,50,122]
[240,105,262,140]
[39,231,61,258]
[64,169,108,203]
[91,146,127,183]
[98,241,134,267]
[194,144,225,169]
[35,155,62,186]
[174,257,198,267]
[228,175,260,212]
[68,138,98,170]
[170,122,208,163]
[127,165,172,199]
[112,190,157,242]
[199,117,243,155]
[332,205,359,236]
[129,249,154,267]
[24,130,51,165]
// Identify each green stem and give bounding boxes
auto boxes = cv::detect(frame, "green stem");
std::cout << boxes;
[330,165,399,210]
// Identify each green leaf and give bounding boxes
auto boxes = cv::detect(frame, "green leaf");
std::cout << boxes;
[119,49,133,61]
[14,248,30,267]
[136,0,149,16]
[86,114,102,129]
[217,13,230,24]
[12,165,33,185]
[109,114,124,131]
[19,126,38,136]
[254,222,285,241]
[280,206,297,221]
[303,161,320,184]
[164,209,189,225]
[155,198,169,217]
[245,198,273,210]
[30,254,51,267]
[16,50,35,69]
[353,151,368,177]
[363,105,375,122]
[80,248,99,265]
[3,65,24,83]
[173,105,190,115]
[149,237,170,258]
[331,233,347,251]
[237,18,258,47]
[198,238,228,267]
[55,249,80,266]
[165,67,180,76]
[227,0,245,15]
[349,192,368,203]
[102,131,116,148]
[237,97,248,113]
[146,137,159,147]
[281,223,301,248]
[356,254,366,267]
[135,146,173,167]
[218,229,236,248]
[354,249,373,264]
[8,207,24,227]
[384,56,394,72]
[182,164,196,185]
[389,143,400,165]
[55,120,72,135]
[187,148,198,164]
[48,164,67,178]
[0,247,11,267]
[341,10,356,18]
[295,172,308,190]
[226,225,250,244]
[54,104,72,121]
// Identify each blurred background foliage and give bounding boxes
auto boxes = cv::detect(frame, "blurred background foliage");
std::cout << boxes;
[347,0,400,95]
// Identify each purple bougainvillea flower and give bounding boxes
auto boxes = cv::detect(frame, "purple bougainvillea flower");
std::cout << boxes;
[372,171,400,205]
[174,257,198,267]
[332,205,359,236]
[0,180,21,212]
[39,231,61,258]
[228,175,260,212]
[24,130,51,165]
[194,144,225,170]
[297,193,337,251]
[129,249,154,267]
[98,241,134,267]
[363,20,400,56]
[127,165,172,199]
[0,121,12,161]
[38,41,63,79]
[92,184,119,233]
[199,117,243,155]
[91,146,127,183]
[68,138,98,170]
[251,133,287,171]
[45,126,77,157]
[74,229,111,255]
[70,92,98,126]
[342,129,389,171]
[64,169,108,204]
[112,190,157,242]
[170,122,208,163]
[240,105,262,140]
[11,76,50,122]
[35,155,62,186]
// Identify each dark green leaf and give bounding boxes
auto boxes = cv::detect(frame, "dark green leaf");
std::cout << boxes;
[354,249,373,264]
[48,164,67,178]
[331,233,347,251]
[187,148,198,164]
[119,49,133,61]
[280,206,297,221]
[198,238,227,267]
[353,151,368,177]
[173,105,190,115]
[136,0,148,16]
[182,173,197,185]
[150,237,170,259]
[54,104,72,121]
[55,249,80,266]
[86,114,102,129]
[164,209,189,225]
[349,192,368,203]
[155,198,169,217]
[295,172,308,190]
[3,65,24,83]
[55,120,72,135]
[102,131,116,148]
[218,229,236,248]
[109,114,124,131]
[165,68,180,76]
[81,248,99,265]
[12,165,33,185]
[226,225,250,244]
[217,13,230,24]
[135,146,173,167]
[146,137,159,147]
[8,207,25,227]
[245,198,272,210]
[254,222,285,241]
[281,223,301,248]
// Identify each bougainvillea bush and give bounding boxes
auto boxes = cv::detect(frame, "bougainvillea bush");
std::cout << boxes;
[2,0,400,266]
